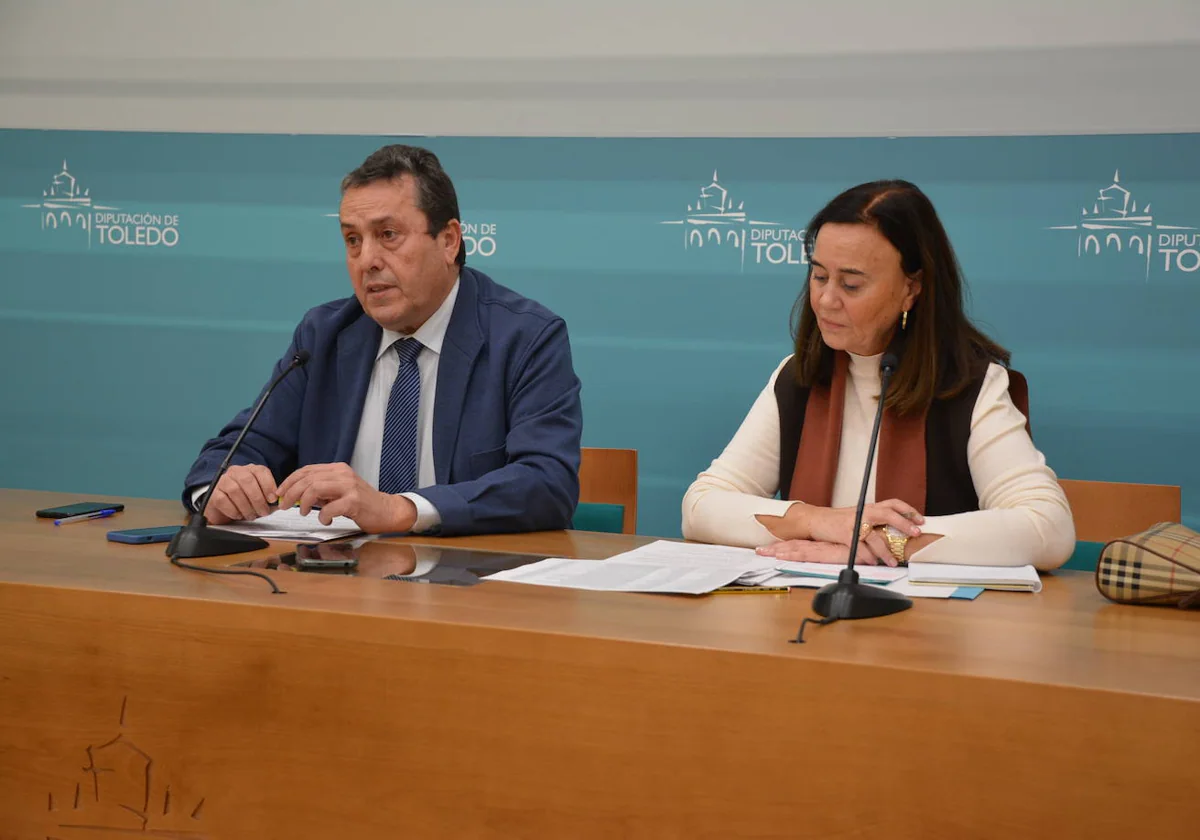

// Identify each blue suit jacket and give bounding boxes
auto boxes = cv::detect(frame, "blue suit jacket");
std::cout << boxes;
[183,267,582,535]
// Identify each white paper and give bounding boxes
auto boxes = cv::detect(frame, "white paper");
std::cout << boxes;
[774,561,908,585]
[749,573,832,589]
[210,506,363,541]
[484,541,772,594]
[736,568,782,585]
[747,572,963,598]
[906,562,1042,592]
[484,558,745,594]
[733,572,972,601]
[605,540,775,572]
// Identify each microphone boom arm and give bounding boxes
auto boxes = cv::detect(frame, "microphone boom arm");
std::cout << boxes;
[794,351,913,641]
[166,350,310,565]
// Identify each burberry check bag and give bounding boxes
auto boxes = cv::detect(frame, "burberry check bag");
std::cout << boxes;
[1096,522,1200,608]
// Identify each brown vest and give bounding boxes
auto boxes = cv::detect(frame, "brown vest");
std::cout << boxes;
[773,354,1030,516]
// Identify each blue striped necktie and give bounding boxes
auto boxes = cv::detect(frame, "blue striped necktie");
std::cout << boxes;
[378,338,423,494]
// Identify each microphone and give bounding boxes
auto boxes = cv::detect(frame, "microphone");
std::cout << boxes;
[793,349,913,642]
[166,349,311,566]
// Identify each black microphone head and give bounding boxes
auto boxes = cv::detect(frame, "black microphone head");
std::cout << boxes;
[293,350,311,366]
[880,352,899,374]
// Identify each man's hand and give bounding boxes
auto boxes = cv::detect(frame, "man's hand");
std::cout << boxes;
[276,463,418,534]
[204,464,278,525]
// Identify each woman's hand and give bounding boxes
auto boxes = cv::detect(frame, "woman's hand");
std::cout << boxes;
[806,499,923,547]
[757,499,923,547]
[755,538,896,567]
[755,503,814,541]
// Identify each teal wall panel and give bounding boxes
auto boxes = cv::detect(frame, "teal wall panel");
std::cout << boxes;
[2,130,1197,535]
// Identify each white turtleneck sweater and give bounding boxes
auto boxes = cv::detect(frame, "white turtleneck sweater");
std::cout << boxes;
[681,353,1075,570]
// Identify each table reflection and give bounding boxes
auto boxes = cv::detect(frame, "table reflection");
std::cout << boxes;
[241,539,552,587]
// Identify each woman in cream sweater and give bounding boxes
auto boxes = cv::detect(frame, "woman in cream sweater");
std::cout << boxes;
[681,180,1074,571]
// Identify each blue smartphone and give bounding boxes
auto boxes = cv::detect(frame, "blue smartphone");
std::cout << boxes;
[107,526,182,544]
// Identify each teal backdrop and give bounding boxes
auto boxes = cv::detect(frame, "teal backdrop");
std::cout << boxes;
[1,130,1197,535]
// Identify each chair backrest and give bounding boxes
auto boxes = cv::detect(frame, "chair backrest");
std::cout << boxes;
[578,448,638,534]
[1059,479,1181,543]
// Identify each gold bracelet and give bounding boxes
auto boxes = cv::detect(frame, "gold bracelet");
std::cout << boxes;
[880,525,909,565]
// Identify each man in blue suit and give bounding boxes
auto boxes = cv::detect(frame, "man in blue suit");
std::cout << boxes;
[182,144,582,535]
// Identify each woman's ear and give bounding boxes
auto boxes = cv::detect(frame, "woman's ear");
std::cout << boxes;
[904,269,923,309]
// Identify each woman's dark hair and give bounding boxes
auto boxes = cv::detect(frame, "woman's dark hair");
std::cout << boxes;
[341,144,466,266]
[792,179,1009,415]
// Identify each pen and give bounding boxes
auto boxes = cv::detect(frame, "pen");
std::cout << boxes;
[54,509,119,526]
[713,585,791,595]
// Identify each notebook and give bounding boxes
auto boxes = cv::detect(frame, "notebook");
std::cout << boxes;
[906,562,1042,593]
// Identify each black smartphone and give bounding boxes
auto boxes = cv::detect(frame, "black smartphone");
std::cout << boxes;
[107,526,182,545]
[36,502,126,519]
[294,542,359,570]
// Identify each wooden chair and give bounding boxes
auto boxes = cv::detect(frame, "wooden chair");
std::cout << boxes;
[1058,479,1181,570]
[577,448,638,534]
[1059,479,1181,542]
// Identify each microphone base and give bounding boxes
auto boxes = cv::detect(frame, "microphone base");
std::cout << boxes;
[811,568,914,620]
[166,513,269,559]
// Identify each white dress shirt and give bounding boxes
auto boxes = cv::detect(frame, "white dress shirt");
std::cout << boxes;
[349,277,460,533]
[681,352,1076,570]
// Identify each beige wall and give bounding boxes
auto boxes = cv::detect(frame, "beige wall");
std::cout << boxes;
[2,0,1199,136]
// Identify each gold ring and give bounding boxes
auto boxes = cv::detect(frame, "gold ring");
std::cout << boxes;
[859,521,873,542]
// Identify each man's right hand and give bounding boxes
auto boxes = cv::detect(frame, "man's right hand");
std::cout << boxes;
[204,465,278,524]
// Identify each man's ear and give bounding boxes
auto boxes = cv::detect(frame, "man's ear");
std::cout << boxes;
[440,219,463,265]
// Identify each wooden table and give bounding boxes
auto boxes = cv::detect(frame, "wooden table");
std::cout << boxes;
[1,488,1197,839]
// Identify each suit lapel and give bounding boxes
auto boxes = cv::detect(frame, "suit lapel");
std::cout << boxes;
[333,311,382,463]
[433,269,484,484]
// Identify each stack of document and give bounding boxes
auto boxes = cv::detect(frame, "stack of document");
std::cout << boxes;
[744,563,974,599]
[484,540,1043,600]
[485,540,773,594]
[769,561,909,588]
[211,506,364,541]
[906,562,1043,593]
